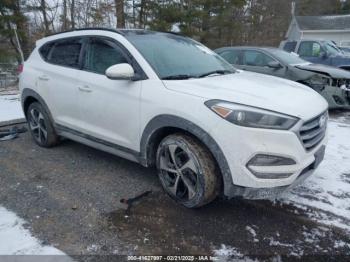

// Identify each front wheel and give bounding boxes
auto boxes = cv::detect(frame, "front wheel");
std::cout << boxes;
[156,134,221,208]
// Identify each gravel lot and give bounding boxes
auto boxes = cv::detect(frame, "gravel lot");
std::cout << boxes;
[0,115,349,260]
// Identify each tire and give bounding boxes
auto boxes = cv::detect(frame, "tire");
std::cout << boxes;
[156,133,221,208]
[27,102,59,148]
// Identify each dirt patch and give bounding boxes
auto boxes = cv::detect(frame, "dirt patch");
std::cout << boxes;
[105,192,350,258]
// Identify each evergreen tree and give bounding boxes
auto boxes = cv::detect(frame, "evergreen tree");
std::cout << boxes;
[0,0,28,63]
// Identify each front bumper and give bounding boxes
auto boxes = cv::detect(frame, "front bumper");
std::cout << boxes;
[228,145,325,200]
[319,85,350,109]
[210,116,328,198]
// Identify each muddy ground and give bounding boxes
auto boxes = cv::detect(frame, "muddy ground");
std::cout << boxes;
[0,118,349,261]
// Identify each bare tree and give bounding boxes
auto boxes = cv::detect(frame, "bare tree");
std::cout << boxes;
[139,0,145,28]
[132,0,136,27]
[71,0,75,29]
[115,0,125,28]
[40,0,50,34]
[62,0,68,30]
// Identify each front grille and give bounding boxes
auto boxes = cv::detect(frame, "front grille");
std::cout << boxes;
[331,79,350,88]
[299,112,327,151]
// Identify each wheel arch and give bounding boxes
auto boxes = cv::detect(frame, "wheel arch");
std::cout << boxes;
[139,114,234,197]
[22,88,55,125]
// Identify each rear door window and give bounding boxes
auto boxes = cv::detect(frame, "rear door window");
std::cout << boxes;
[219,50,242,65]
[83,38,128,74]
[242,50,275,67]
[47,38,83,68]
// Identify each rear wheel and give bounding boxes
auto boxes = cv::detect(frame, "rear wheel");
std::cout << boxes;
[156,133,220,208]
[27,102,59,147]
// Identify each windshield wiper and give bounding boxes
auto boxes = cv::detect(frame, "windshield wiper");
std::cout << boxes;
[198,70,234,78]
[161,70,234,80]
[161,74,196,80]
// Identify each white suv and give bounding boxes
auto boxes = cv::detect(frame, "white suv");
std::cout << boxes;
[19,29,328,208]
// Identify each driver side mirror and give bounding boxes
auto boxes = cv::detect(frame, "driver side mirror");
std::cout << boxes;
[267,61,282,69]
[105,63,135,80]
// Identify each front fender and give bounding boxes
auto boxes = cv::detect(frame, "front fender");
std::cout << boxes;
[140,114,235,197]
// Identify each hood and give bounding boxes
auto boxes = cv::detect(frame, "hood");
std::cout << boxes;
[333,53,350,58]
[163,71,328,120]
[330,54,350,65]
[295,63,350,79]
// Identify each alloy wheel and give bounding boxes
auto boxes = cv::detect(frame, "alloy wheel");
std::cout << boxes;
[158,143,200,201]
[29,108,48,144]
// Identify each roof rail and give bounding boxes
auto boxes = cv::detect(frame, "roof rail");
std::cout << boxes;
[45,27,125,37]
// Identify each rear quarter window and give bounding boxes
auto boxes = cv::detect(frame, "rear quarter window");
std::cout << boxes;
[47,38,83,68]
[39,42,54,61]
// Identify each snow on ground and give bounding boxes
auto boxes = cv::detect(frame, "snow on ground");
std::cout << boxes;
[0,95,71,258]
[213,225,350,260]
[245,225,259,243]
[0,207,69,257]
[282,118,350,231]
[0,94,24,123]
[213,244,245,260]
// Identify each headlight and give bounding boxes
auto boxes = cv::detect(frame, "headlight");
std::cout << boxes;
[308,75,329,86]
[205,100,299,130]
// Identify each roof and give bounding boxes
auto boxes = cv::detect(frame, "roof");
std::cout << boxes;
[295,15,350,31]
[36,27,184,47]
[46,27,152,37]
[45,27,184,38]
[215,46,279,52]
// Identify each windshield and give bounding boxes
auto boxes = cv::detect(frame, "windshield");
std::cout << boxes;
[269,49,307,65]
[324,41,342,56]
[341,47,350,52]
[125,32,235,79]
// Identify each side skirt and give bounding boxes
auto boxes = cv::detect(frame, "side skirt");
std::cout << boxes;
[56,124,141,164]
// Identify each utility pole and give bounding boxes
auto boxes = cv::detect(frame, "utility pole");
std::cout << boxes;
[291,1,296,17]
[10,23,24,64]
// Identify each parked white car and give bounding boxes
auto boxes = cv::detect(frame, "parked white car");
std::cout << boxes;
[19,29,328,208]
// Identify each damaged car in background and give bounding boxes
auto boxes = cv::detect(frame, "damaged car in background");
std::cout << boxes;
[280,39,350,71]
[215,47,350,110]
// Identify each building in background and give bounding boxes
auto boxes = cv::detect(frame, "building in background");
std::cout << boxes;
[285,14,350,47]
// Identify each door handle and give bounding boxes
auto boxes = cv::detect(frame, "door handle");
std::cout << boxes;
[38,75,49,81]
[78,85,92,93]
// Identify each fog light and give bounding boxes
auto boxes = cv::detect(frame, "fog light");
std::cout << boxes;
[248,171,293,179]
[247,154,296,179]
[248,154,296,166]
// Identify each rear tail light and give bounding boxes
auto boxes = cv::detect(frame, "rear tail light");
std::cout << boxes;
[17,64,23,74]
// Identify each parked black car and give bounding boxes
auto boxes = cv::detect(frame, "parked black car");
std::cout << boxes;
[215,46,350,109]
